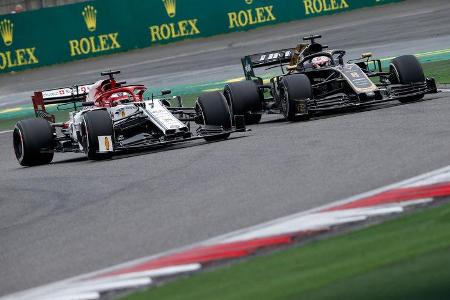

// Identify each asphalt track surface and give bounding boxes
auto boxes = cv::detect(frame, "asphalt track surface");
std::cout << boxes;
[1,0,450,296]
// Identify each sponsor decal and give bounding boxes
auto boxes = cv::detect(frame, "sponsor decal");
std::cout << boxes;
[113,106,139,121]
[303,0,350,16]
[296,101,308,114]
[42,85,90,99]
[145,100,186,132]
[227,0,276,29]
[244,62,252,73]
[252,50,292,65]
[148,0,201,42]
[0,19,39,71]
[104,136,110,151]
[69,5,121,57]
[98,135,113,152]
[340,64,377,92]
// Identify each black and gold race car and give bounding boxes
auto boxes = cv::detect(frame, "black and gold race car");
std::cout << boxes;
[224,35,438,123]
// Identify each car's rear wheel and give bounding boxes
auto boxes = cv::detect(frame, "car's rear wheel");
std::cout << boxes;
[224,80,262,125]
[82,110,114,160]
[196,91,232,141]
[13,118,54,166]
[280,74,312,121]
[390,55,426,103]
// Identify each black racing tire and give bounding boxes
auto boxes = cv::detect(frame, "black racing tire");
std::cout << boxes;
[224,80,262,125]
[13,118,54,166]
[390,55,426,103]
[82,110,114,160]
[196,91,232,141]
[280,74,312,121]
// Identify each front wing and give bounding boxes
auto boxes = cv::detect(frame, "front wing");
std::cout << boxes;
[297,79,438,113]
[106,116,246,153]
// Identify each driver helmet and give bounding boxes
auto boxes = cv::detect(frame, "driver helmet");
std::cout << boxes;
[311,56,331,69]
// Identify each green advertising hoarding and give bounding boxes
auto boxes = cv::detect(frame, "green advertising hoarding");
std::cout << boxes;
[0,0,402,74]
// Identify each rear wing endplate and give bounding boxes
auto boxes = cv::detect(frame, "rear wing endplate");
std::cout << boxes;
[32,84,91,122]
[241,48,294,80]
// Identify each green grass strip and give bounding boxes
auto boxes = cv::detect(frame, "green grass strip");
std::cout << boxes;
[122,203,450,300]
[422,60,450,84]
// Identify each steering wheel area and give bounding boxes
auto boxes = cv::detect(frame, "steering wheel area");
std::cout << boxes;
[298,50,346,70]
[299,52,334,70]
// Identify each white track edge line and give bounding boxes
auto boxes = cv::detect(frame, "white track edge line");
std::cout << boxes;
[36,292,100,300]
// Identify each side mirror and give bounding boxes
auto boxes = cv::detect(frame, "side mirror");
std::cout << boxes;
[161,89,172,96]
[361,52,373,59]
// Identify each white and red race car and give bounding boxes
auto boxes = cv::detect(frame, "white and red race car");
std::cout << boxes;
[13,70,245,166]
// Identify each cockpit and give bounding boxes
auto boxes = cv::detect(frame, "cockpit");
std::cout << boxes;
[86,70,147,106]
[287,35,346,72]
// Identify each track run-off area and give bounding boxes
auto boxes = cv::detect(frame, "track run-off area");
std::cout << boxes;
[1,0,450,297]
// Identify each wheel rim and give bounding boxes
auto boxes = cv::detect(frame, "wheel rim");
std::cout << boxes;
[281,84,290,119]
[13,128,24,161]
[196,102,207,127]
[390,64,401,84]
[82,118,91,155]
[223,88,233,112]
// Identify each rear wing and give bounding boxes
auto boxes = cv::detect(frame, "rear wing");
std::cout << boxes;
[241,48,294,80]
[32,84,91,122]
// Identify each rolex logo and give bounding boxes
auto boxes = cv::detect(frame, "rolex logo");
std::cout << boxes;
[0,19,13,46]
[162,0,176,18]
[82,5,97,32]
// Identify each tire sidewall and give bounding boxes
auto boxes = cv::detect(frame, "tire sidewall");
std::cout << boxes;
[390,55,426,103]
[224,81,261,115]
[280,74,312,121]
[390,55,425,84]
[13,119,54,166]
[82,110,113,160]
[197,92,232,141]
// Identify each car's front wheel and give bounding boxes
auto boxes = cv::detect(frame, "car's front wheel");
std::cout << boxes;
[82,110,114,160]
[280,74,312,121]
[196,91,232,142]
[224,80,263,125]
[390,55,426,103]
